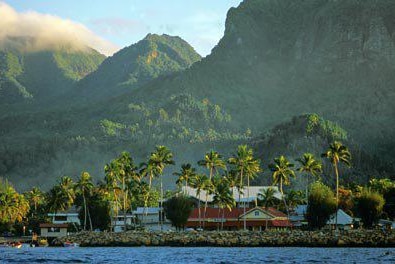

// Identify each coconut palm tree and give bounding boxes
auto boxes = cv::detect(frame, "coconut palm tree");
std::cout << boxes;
[296,153,323,204]
[105,152,137,231]
[189,174,208,228]
[269,156,296,219]
[75,172,94,231]
[148,146,175,230]
[26,187,44,216]
[0,179,29,224]
[198,150,226,229]
[258,187,279,230]
[228,145,261,230]
[269,156,296,195]
[322,141,351,231]
[46,177,75,223]
[212,178,235,230]
[59,176,75,208]
[174,163,196,193]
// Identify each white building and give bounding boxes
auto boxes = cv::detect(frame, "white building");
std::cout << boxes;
[112,212,135,232]
[48,207,80,226]
[133,207,172,231]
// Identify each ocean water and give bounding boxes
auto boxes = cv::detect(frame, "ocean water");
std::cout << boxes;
[1,246,394,264]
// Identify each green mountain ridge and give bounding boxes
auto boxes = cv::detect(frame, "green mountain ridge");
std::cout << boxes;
[0,42,105,104]
[73,34,201,102]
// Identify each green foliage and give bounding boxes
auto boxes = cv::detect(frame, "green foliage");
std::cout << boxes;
[0,178,29,224]
[306,182,337,229]
[306,114,348,141]
[355,190,385,228]
[100,119,126,137]
[164,195,194,230]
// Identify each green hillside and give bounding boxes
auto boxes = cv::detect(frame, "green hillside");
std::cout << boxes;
[74,34,201,101]
[0,45,105,104]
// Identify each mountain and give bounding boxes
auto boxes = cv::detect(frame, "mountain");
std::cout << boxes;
[74,34,201,102]
[0,40,105,104]
[127,0,395,161]
[1,0,395,189]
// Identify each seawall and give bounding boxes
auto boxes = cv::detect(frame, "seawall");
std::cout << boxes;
[55,230,395,247]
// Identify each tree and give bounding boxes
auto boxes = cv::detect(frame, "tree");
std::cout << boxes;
[322,141,351,231]
[164,195,193,231]
[198,150,226,229]
[105,152,137,231]
[174,163,196,192]
[212,177,235,230]
[0,179,29,226]
[306,182,337,229]
[46,177,75,222]
[75,172,94,231]
[296,153,322,203]
[269,156,296,194]
[189,174,208,228]
[228,145,261,230]
[355,190,385,228]
[286,190,306,212]
[25,187,44,216]
[148,146,175,230]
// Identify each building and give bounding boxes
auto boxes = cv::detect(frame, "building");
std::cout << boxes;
[186,207,291,231]
[39,223,68,238]
[112,212,135,232]
[133,207,172,231]
[327,209,354,230]
[182,186,282,207]
[289,205,308,228]
[47,206,80,226]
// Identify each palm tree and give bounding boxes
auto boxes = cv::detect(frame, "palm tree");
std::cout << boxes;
[296,153,323,204]
[269,156,296,219]
[148,146,175,230]
[26,187,44,216]
[258,187,278,230]
[0,179,30,224]
[212,178,235,230]
[174,163,196,193]
[198,150,226,229]
[322,141,351,232]
[47,177,75,223]
[189,174,208,228]
[75,172,94,231]
[105,152,137,231]
[228,145,261,230]
[286,190,306,212]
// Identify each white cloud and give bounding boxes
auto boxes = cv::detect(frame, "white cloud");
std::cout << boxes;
[0,2,119,55]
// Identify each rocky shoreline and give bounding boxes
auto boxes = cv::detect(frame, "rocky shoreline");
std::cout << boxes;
[54,230,395,247]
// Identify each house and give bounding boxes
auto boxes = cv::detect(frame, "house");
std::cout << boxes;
[327,209,354,230]
[186,207,291,231]
[48,206,80,226]
[182,186,282,207]
[133,207,172,231]
[112,212,135,232]
[39,223,68,238]
[289,205,308,228]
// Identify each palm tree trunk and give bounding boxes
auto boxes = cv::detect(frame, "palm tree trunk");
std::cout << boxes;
[83,193,87,230]
[123,177,127,232]
[221,208,225,230]
[334,161,339,234]
[160,175,163,231]
[87,204,93,231]
[198,193,201,228]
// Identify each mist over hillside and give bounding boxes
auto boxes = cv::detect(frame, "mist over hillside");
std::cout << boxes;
[1,0,394,190]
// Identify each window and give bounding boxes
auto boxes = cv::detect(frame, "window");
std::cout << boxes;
[254,211,260,216]
[54,216,67,221]
[48,227,60,233]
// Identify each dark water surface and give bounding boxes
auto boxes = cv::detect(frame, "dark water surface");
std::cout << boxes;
[1,246,395,263]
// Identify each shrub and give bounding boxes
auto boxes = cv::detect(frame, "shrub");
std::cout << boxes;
[355,190,385,228]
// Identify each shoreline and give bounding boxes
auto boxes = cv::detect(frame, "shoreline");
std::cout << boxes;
[54,230,395,248]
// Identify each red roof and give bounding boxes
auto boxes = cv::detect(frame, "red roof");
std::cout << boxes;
[189,207,287,219]
[39,223,68,228]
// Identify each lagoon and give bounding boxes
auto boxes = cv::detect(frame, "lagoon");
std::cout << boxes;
[1,247,395,264]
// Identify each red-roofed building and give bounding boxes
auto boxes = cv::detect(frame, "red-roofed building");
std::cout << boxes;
[186,207,292,231]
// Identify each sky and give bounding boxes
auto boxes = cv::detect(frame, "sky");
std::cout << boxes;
[1,0,243,56]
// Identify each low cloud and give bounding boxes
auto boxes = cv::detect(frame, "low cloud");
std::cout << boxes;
[0,2,119,56]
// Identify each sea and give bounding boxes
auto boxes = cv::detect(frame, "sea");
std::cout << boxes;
[1,246,394,263]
